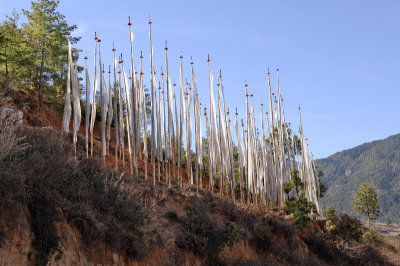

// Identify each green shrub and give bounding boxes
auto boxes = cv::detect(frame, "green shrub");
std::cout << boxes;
[176,196,241,262]
[323,205,337,230]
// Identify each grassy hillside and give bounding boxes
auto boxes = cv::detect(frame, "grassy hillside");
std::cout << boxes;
[317,134,400,224]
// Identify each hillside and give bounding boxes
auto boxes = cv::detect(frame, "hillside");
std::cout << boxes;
[1,94,399,265]
[317,134,400,224]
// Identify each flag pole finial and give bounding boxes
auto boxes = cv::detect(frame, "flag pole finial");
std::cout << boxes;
[140,50,143,59]
[207,54,210,62]
[190,56,193,65]
[148,14,152,24]
[267,67,270,75]
[235,107,238,116]
[128,16,132,26]
[108,65,111,74]
[180,51,183,59]
[164,41,168,51]
[112,41,116,51]
[219,69,222,79]
[94,32,97,40]
[277,65,279,72]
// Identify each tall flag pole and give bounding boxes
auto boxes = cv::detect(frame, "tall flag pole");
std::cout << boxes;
[84,53,91,158]
[208,54,219,193]
[128,16,138,175]
[71,50,81,161]
[118,56,125,166]
[165,41,174,188]
[107,65,113,156]
[186,83,192,185]
[161,69,167,176]
[112,42,119,169]
[121,55,134,173]
[98,35,108,164]
[204,107,213,192]
[90,33,98,157]
[245,81,252,204]
[62,33,72,134]
[139,51,148,180]
[173,81,179,182]
[217,79,225,197]
[178,53,186,189]
[235,108,244,202]
[149,15,156,186]
[193,62,203,189]
[157,80,162,182]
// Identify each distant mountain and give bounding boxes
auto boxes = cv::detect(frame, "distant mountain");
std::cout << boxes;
[317,134,400,224]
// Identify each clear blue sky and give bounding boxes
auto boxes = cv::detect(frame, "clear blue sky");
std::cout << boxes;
[2,0,400,159]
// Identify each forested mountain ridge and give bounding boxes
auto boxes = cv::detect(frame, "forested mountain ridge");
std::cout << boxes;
[317,133,400,224]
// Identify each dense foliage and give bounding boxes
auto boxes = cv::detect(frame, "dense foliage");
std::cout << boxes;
[0,0,80,113]
[317,133,400,224]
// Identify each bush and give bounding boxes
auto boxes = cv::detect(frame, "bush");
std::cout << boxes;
[285,195,317,228]
[176,196,241,263]
[0,128,150,263]
[332,214,363,242]
[323,205,337,231]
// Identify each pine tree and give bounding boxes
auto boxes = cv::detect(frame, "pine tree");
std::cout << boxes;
[352,182,380,228]
[0,10,28,92]
[22,0,79,114]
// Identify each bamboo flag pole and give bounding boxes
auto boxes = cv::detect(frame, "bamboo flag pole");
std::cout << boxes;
[157,80,162,182]
[121,55,134,174]
[84,53,90,158]
[165,41,174,188]
[138,51,148,180]
[217,80,224,197]
[161,69,167,177]
[107,65,112,156]
[112,42,119,169]
[241,119,247,202]
[199,101,203,189]
[207,54,219,194]
[117,56,125,165]
[98,35,107,165]
[186,83,193,186]
[173,81,179,181]
[62,34,72,135]
[235,108,244,202]
[90,33,98,157]
[128,16,138,176]
[245,81,251,204]
[192,62,202,190]
[71,49,81,162]
[178,53,185,189]
[204,107,213,192]
[149,15,156,186]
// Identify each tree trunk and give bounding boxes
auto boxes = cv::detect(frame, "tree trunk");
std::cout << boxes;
[38,47,45,116]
